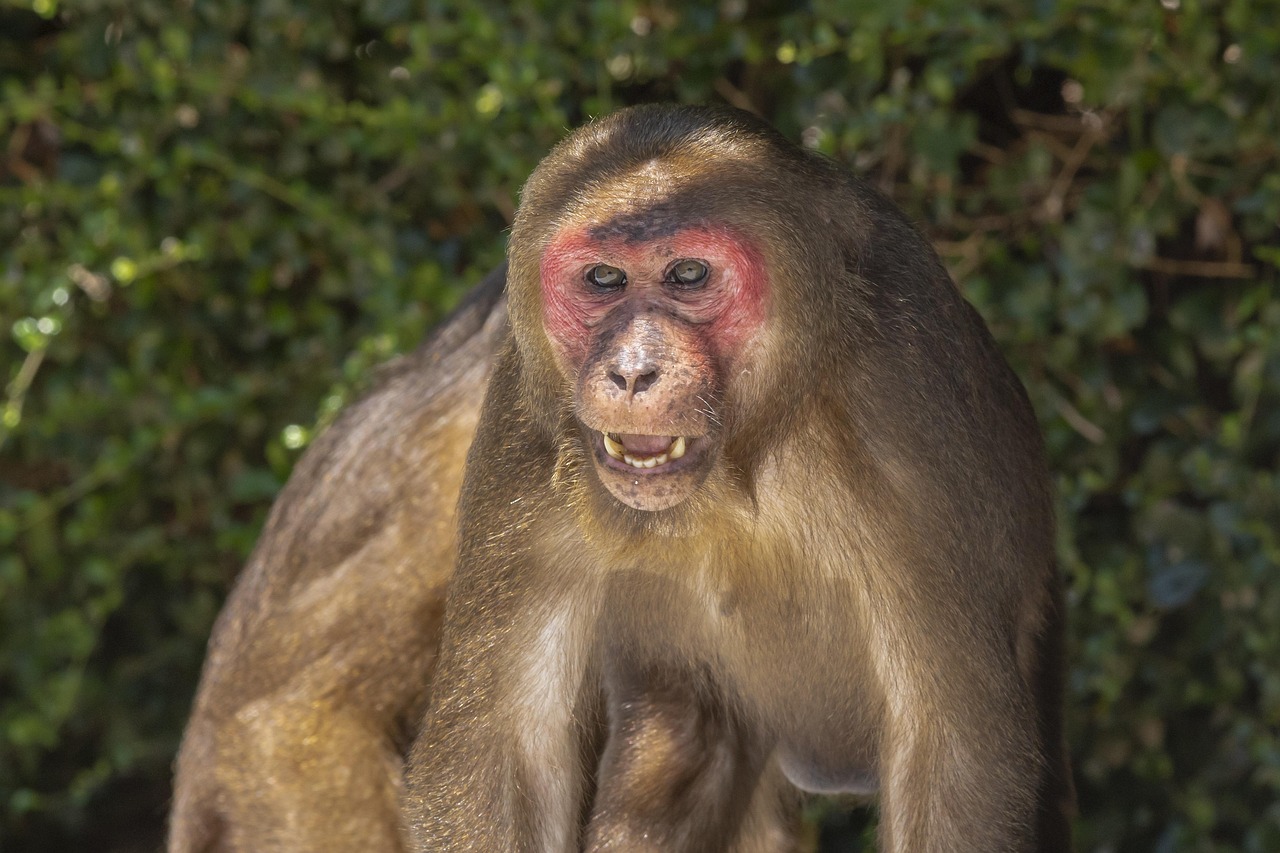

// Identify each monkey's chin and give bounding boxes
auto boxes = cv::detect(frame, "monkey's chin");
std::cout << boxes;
[590,430,711,512]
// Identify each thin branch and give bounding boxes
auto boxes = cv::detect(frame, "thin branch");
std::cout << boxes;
[713,77,758,115]
[1054,396,1106,445]
[1041,127,1102,222]
[1011,109,1093,135]
[0,346,48,452]
[1135,258,1257,279]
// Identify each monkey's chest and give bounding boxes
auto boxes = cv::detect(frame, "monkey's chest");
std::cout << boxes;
[606,570,885,795]
[718,590,884,795]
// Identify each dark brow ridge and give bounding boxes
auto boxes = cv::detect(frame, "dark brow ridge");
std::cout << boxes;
[586,205,687,244]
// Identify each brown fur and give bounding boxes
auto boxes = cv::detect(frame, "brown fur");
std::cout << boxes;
[403,105,1073,851]
[168,269,507,852]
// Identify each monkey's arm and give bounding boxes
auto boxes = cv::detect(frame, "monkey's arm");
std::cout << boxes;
[870,605,1046,853]
[402,345,600,851]
[585,664,797,853]
[841,411,1063,853]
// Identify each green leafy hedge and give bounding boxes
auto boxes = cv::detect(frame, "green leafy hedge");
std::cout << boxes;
[2,1,1277,850]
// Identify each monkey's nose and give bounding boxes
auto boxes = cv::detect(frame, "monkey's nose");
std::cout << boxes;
[608,366,660,397]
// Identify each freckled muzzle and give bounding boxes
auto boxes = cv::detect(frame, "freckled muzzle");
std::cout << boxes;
[575,311,719,511]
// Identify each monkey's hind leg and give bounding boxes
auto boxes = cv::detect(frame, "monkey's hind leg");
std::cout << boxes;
[170,700,407,853]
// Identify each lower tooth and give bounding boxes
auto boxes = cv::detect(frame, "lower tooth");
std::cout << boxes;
[621,453,669,470]
[611,436,686,469]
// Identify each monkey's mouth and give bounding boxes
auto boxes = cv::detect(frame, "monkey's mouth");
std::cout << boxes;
[598,432,690,472]
[586,428,712,511]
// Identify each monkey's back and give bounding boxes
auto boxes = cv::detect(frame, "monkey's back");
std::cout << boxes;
[168,265,508,853]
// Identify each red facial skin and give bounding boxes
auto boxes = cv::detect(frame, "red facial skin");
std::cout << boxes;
[539,225,769,370]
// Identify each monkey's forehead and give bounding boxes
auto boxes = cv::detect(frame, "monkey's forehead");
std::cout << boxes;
[549,186,777,253]
[581,199,698,245]
[533,149,780,239]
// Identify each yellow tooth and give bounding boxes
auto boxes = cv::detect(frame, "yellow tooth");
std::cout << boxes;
[621,452,669,470]
[611,436,685,469]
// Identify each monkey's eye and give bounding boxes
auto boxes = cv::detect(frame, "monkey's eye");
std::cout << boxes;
[668,259,708,288]
[586,264,626,290]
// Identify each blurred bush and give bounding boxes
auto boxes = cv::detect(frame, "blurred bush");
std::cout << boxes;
[1,0,1276,850]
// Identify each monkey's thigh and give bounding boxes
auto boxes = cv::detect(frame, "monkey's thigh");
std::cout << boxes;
[209,690,408,852]
[172,559,448,852]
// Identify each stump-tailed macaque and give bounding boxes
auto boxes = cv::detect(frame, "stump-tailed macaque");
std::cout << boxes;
[170,105,1072,853]
[403,105,1072,851]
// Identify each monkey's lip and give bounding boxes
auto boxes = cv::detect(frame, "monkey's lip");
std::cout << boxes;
[596,431,696,472]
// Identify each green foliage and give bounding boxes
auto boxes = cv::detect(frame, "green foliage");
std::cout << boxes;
[1,0,1277,850]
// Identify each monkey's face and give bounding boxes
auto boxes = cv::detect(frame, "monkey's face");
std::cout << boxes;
[539,224,770,511]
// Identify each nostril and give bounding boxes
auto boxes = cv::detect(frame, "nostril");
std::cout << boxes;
[633,370,659,395]
[606,367,660,396]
